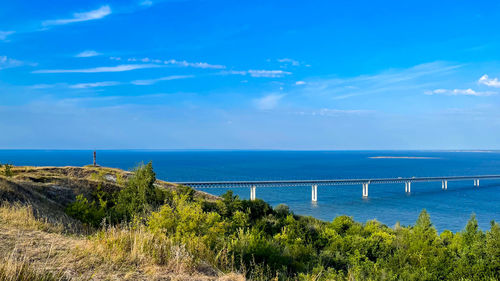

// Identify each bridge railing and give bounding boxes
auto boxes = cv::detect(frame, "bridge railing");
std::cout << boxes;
[174,175,500,201]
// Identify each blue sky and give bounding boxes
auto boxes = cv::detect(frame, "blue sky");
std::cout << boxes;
[1,0,500,149]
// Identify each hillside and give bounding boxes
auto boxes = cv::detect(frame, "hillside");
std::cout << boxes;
[0,165,239,281]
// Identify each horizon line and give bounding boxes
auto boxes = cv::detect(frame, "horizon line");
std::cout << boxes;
[0,148,498,152]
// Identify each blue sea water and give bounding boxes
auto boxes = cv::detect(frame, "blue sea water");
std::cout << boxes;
[1,150,500,232]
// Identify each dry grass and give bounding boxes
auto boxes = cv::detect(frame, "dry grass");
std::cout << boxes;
[0,256,67,281]
[74,225,241,280]
[0,202,64,233]
[0,202,244,281]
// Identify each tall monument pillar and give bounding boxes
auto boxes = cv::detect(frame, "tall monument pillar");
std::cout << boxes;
[93,150,97,167]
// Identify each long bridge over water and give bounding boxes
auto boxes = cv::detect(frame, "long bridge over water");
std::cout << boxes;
[176,175,500,201]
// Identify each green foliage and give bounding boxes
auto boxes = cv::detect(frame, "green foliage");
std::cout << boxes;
[112,161,170,222]
[65,164,500,280]
[115,172,125,186]
[2,164,13,177]
[274,204,292,218]
[177,184,195,201]
[65,194,106,227]
[65,183,109,227]
[148,194,225,248]
[66,161,169,226]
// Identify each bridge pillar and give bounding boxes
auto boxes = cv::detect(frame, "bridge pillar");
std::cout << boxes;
[311,185,318,202]
[474,179,480,187]
[250,185,256,201]
[405,181,411,193]
[362,183,369,197]
[442,180,447,190]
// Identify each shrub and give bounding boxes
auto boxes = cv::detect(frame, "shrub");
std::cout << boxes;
[66,162,169,226]
[3,164,13,177]
[274,204,291,218]
[65,194,107,227]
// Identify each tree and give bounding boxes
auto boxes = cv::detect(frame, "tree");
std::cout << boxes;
[486,221,500,277]
[463,214,481,246]
[451,214,488,279]
[113,161,164,221]
[415,209,432,230]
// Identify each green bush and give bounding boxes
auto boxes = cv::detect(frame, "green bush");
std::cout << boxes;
[65,194,107,227]
[274,204,291,218]
[3,164,13,177]
[66,162,169,226]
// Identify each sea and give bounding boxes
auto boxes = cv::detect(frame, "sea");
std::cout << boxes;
[1,150,500,232]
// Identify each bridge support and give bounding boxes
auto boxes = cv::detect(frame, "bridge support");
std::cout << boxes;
[362,183,369,197]
[250,185,256,201]
[442,180,447,190]
[405,181,411,193]
[474,179,480,187]
[311,185,318,202]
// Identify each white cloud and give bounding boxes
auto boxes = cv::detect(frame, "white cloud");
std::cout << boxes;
[255,94,285,110]
[33,64,162,73]
[0,31,14,41]
[42,5,112,26]
[116,57,225,69]
[0,56,24,69]
[478,74,500,88]
[221,70,292,78]
[220,70,247,75]
[109,56,122,61]
[277,58,300,66]
[295,81,306,85]
[69,81,120,88]
[29,76,191,89]
[425,88,496,96]
[131,75,194,85]
[248,70,291,78]
[163,59,225,69]
[75,50,101,58]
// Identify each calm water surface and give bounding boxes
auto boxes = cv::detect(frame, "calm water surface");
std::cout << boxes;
[1,150,500,232]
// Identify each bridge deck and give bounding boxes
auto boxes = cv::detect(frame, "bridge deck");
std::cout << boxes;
[175,175,500,188]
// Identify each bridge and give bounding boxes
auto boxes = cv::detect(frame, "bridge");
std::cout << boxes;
[175,175,500,201]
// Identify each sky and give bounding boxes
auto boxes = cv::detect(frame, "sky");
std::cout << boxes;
[1,0,500,150]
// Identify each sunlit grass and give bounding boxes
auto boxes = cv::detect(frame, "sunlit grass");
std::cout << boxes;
[0,202,64,233]
[0,257,66,281]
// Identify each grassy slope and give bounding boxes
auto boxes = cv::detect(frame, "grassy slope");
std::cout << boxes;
[0,166,240,281]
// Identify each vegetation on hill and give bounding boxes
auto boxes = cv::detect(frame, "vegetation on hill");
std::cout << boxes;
[1,163,500,280]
